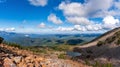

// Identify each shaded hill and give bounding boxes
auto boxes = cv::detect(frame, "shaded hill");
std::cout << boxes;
[74,27,120,67]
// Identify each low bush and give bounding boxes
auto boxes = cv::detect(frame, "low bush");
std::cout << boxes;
[97,41,104,47]
[0,37,4,44]
[58,53,66,59]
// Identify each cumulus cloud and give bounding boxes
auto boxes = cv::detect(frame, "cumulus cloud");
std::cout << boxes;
[57,0,120,32]
[59,2,86,17]
[56,26,74,31]
[66,17,91,25]
[55,15,120,32]
[74,24,102,31]
[58,0,117,27]
[38,22,46,28]
[103,15,120,29]
[48,13,63,24]
[55,24,102,32]
[58,0,113,18]
[0,27,15,32]
[5,27,15,31]
[74,25,87,31]
[28,0,48,7]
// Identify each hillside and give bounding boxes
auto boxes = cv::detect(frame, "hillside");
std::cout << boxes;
[0,38,90,67]
[78,27,120,48]
[74,27,120,67]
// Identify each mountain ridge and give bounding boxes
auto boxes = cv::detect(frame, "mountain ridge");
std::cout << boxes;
[77,27,120,48]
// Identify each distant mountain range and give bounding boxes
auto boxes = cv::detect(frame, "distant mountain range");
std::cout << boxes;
[0,31,101,46]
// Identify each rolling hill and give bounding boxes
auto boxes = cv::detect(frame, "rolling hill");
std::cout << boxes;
[0,31,101,46]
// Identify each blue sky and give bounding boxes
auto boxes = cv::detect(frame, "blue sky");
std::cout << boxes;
[0,0,120,34]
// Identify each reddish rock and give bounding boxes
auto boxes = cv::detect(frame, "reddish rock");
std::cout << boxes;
[3,57,16,67]
[18,62,27,67]
[35,61,40,67]
[13,56,22,63]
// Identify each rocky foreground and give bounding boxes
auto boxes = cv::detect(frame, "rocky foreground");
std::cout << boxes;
[0,44,90,67]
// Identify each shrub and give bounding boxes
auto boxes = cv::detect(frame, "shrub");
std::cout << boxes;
[3,42,24,49]
[0,37,4,44]
[50,45,71,51]
[58,53,66,59]
[97,41,104,47]
[85,59,91,66]
[85,60,113,67]
[116,39,120,45]
[101,63,113,67]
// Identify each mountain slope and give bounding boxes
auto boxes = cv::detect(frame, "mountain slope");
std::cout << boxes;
[74,27,120,67]
[78,27,120,48]
[0,42,90,67]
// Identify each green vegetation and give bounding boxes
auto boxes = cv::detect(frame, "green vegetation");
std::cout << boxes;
[105,36,116,44]
[66,39,84,45]
[3,41,72,54]
[116,39,120,45]
[58,53,66,59]
[49,45,72,51]
[97,41,104,47]
[85,60,113,67]
[85,59,91,66]
[4,42,24,49]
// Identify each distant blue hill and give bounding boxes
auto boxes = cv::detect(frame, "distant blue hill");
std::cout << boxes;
[0,31,102,46]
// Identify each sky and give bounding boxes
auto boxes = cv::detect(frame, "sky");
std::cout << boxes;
[0,0,120,34]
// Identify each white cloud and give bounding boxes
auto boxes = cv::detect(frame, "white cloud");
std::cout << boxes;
[57,0,120,32]
[59,2,86,17]
[38,22,46,28]
[56,26,74,31]
[28,0,48,7]
[58,0,113,18]
[48,13,63,24]
[0,28,4,31]
[74,24,102,31]
[74,25,87,31]
[86,24,102,31]
[85,0,113,11]
[66,17,91,25]
[5,27,15,31]
[0,27,15,32]
[55,24,102,32]
[103,15,120,29]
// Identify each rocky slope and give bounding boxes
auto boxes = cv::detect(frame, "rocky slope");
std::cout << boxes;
[74,27,120,67]
[78,27,120,48]
[0,43,90,67]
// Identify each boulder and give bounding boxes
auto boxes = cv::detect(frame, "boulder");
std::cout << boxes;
[3,57,16,67]
[18,62,27,67]
[13,56,22,63]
